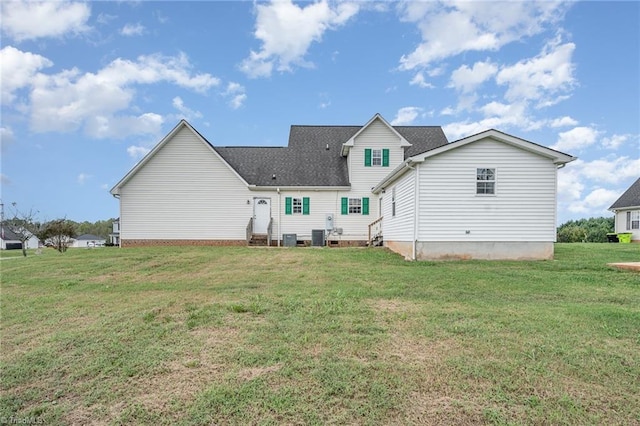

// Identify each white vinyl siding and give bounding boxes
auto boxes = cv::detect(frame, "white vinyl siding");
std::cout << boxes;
[417,139,559,242]
[278,191,372,241]
[120,127,256,240]
[381,171,415,241]
[348,118,404,192]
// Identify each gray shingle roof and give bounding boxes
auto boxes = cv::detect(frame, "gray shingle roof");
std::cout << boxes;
[609,177,640,209]
[214,125,448,187]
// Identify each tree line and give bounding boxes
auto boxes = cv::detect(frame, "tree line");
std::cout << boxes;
[556,216,615,243]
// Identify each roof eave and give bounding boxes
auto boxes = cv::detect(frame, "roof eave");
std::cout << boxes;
[609,204,640,212]
[250,185,351,191]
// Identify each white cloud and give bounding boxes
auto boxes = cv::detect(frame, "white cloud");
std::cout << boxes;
[602,134,631,150]
[549,116,578,128]
[496,37,576,105]
[1,126,16,152]
[391,107,422,125]
[27,52,217,137]
[579,156,640,184]
[398,1,568,70]
[77,173,91,185]
[448,60,497,93]
[1,0,91,41]
[0,46,53,105]
[1,174,11,185]
[223,82,247,110]
[551,126,600,151]
[121,23,145,37]
[558,156,640,217]
[409,72,435,89]
[240,0,359,78]
[444,100,544,140]
[127,145,151,159]
[172,97,202,121]
[566,187,620,214]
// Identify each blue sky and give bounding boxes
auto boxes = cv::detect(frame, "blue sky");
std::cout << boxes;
[1,0,638,224]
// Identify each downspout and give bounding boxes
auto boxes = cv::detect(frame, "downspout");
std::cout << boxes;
[113,193,122,248]
[412,164,419,261]
[277,187,281,247]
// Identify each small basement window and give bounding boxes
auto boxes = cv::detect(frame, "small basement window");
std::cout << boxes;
[476,168,496,195]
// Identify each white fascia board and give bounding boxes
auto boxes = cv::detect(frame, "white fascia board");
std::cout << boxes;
[110,120,249,196]
[250,185,351,191]
[408,129,577,165]
[609,205,640,212]
[371,158,422,194]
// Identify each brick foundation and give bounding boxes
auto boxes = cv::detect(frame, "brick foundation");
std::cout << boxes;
[121,239,368,248]
[122,239,246,247]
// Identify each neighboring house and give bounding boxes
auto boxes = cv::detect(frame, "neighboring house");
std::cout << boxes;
[71,234,106,248]
[609,177,640,242]
[110,218,120,246]
[110,113,576,260]
[1,227,22,250]
[0,226,40,250]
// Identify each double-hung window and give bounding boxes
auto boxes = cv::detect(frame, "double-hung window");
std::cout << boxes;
[292,198,302,214]
[285,197,310,215]
[349,198,361,214]
[365,149,389,167]
[627,211,640,230]
[372,149,382,166]
[341,197,369,215]
[391,187,396,217]
[476,168,496,195]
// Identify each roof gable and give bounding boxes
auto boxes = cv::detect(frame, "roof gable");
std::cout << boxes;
[341,113,411,156]
[110,120,247,195]
[418,129,576,164]
[373,129,576,194]
[111,115,449,191]
[609,177,640,210]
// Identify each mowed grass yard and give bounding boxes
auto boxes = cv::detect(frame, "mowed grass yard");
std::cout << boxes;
[1,244,639,425]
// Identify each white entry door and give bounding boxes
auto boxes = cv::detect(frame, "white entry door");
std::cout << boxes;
[253,198,271,233]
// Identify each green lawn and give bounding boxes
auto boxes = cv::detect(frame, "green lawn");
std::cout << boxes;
[1,244,638,425]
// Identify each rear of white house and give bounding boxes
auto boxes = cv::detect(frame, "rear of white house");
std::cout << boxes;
[110,114,449,248]
[111,115,575,259]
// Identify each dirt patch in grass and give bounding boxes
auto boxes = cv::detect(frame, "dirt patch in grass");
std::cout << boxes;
[369,298,424,314]
[237,363,282,381]
[402,393,485,425]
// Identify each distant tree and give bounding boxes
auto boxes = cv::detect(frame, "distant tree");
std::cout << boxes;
[38,219,77,253]
[2,203,40,257]
[557,217,615,243]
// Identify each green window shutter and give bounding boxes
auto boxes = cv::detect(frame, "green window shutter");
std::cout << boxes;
[382,149,390,167]
[285,197,292,215]
[341,197,348,215]
[362,197,369,215]
[364,148,372,167]
[303,197,310,215]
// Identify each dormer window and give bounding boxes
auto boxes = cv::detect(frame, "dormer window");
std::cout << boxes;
[365,149,390,167]
[372,149,382,166]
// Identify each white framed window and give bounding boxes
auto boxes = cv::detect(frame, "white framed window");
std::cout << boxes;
[391,187,396,217]
[349,198,362,214]
[476,168,496,195]
[627,211,640,230]
[372,149,382,166]
[292,198,302,214]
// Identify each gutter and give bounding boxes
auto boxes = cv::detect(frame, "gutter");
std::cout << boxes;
[372,159,418,194]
